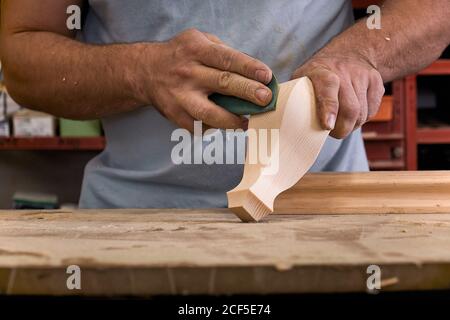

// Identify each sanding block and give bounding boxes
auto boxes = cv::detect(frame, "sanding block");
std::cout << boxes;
[210,76,279,115]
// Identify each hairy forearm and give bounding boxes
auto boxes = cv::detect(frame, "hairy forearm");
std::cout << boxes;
[316,0,450,82]
[1,31,152,119]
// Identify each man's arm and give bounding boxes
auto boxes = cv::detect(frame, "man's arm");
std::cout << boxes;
[0,0,145,119]
[0,0,273,131]
[294,0,450,139]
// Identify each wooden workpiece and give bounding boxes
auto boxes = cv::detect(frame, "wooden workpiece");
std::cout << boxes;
[228,77,329,222]
[0,208,450,296]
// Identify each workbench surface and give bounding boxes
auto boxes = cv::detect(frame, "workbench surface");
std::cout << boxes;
[0,209,449,296]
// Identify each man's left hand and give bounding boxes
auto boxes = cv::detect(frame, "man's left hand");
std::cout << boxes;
[292,54,385,139]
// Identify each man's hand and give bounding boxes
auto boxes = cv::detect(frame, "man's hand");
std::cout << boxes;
[136,29,273,132]
[292,0,450,140]
[292,54,385,139]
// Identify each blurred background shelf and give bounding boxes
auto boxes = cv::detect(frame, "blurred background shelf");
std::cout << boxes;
[368,159,405,170]
[419,59,450,75]
[416,128,450,144]
[0,137,105,151]
[352,0,382,9]
[405,57,450,169]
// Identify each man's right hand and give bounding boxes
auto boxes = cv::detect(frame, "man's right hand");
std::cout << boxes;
[134,29,273,132]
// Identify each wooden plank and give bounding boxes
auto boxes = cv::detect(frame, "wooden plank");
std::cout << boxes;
[275,171,450,214]
[0,209,449,296]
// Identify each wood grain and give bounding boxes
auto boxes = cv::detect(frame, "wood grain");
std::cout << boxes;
[227,77,329,222]
[275,171,450,214]
[0,209,449,296]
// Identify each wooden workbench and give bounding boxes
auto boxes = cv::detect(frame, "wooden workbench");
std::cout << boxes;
[0,209,449,296]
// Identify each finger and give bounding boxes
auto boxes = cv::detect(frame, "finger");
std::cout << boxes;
[201,43,272,84]
[308,67,340,131]
[331,80,361,139]
[203,32,224,44]
[192,66,272,106]
[163,107,197,133]
[367,70,385,120]
[291,65,307,80]
[184,93,245,129]
[351,76,369,128]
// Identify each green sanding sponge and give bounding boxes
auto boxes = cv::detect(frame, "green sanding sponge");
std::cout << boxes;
[209,76,279,115]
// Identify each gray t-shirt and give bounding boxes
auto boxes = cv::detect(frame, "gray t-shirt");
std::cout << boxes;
[79,0,369,209]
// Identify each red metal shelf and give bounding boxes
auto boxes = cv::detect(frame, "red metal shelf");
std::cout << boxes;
[352,0,383,9]
[369,160,405,170]
[417,127,450,144]
[362,132,404,141]
[418,60,450,76]
[0,137,105,151]
[405,58,450,169]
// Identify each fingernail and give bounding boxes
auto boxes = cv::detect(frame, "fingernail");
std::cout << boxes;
[327,114,336,130]
[255,69,270,84]
[256,88,270,104]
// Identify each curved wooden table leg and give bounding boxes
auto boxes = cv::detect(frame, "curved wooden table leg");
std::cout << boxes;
[227,77,330,222]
